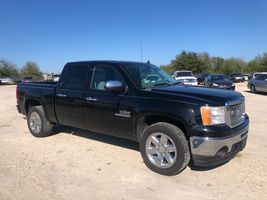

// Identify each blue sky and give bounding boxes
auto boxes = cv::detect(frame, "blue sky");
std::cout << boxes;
[0,0,266,73]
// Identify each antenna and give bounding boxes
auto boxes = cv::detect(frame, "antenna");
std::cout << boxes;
[140,42,143,62]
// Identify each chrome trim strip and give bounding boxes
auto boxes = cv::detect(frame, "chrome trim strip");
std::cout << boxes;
[225,97,245,106]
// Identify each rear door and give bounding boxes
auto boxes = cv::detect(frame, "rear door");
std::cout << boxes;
[55,63,90,129]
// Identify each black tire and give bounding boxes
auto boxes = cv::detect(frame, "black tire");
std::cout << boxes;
[250,85,256,93]
[27,106,53,137]
[140,122,190,176]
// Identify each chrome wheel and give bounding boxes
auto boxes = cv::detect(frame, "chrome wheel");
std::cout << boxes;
[29,111,41,134]
[145,132,177,169]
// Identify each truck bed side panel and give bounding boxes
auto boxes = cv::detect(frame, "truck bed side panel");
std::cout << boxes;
[17,83,58,123]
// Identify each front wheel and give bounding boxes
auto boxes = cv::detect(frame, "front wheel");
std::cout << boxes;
[250,85,256,93]
[140,122,190,175]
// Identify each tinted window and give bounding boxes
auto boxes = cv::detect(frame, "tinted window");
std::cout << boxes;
[90,64,124,91]
[61,65,88,90]
[211,75,226,81]
[254,73,261,78]
[256,75,267,80]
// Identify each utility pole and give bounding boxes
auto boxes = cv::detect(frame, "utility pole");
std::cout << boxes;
[140,42,143,62]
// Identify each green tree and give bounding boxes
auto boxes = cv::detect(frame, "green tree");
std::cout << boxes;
[245,60,261,73]
[259,53,267,71]
[160,64,175,75]
[20,61,42,77]
[220,58,247,75]
[168,51,206,74]
[244,53,267,73]
[0,59,19,78]
[210,56,225,73]
[199,52,212,71]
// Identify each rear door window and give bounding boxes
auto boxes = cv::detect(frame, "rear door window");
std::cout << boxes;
[60,64,89,90]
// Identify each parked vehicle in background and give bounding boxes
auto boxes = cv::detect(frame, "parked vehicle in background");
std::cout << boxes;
[173,70,197,86]
[16,60,249,175]
[248,74,267,93]
[196,73,209,85]
[0,77,15,85]
[53,75,60,82]
[229,73,245,83]
[22,77,34,83]
[243,74,252,81]
[204,74,235,90]
[252,72,267,79]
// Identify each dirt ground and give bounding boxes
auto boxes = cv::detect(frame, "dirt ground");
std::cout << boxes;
[0,83,266,200]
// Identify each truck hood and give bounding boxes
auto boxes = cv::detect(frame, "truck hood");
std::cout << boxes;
[150,85,243,106]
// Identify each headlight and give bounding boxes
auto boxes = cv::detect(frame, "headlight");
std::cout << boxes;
[200,106,226,126]
[212,83,219,87]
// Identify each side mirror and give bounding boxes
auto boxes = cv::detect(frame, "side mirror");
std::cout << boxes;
[105,80,126,93]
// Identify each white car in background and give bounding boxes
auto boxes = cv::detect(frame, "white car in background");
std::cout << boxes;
[173,70,198,86]
[0,77,15,85]
[252,72,267,79]
[53,75,60,82]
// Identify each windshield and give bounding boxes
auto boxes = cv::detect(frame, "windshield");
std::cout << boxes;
[175,71,193,77]
[211,75,227,81]
[123,63,176,89]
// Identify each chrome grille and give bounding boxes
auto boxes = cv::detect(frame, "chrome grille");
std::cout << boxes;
[227,102,245,127]
[184,79,196,83]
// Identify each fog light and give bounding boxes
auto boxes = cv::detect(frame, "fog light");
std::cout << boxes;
[215,146,228,159]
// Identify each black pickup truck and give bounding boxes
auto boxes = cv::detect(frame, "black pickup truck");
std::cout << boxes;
[16,61,249,175]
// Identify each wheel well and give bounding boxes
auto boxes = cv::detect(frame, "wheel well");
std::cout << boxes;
[25,99,42,114]
[136,115,188,141]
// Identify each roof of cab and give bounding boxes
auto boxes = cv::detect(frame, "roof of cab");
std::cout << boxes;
[66,60,151,66]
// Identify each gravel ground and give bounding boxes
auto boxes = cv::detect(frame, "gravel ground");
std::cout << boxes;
[0,83,266,200]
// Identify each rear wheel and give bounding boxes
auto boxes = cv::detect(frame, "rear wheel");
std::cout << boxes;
[27,106,53,137]
[250,85,256,93]
[140,122,190,175]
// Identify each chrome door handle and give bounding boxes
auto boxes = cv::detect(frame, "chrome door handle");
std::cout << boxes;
[86,97,97,102]
[57,93,67,97]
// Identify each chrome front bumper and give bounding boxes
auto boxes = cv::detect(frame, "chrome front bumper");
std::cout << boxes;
[189,128,248,166]
[190,130,248,157]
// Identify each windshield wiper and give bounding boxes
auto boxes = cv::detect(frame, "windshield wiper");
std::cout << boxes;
[153,81,182,87]
[153,82,171,87]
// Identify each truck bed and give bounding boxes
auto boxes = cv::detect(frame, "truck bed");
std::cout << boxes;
[17,82,58,123]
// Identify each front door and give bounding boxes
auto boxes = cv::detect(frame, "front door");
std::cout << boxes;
[83,63,133,139]
[255,75,267,92]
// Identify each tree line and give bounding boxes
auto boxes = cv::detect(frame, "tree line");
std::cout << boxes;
[2,52,267,78]
[160,51,267,75]
[0,59,42,79]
